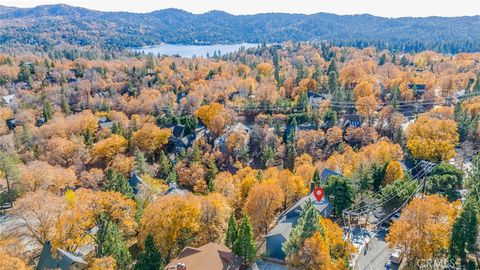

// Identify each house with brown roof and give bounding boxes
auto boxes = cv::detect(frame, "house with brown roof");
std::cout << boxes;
[164,243,241,270]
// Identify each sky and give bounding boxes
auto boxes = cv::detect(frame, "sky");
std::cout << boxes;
[1,0,479,18]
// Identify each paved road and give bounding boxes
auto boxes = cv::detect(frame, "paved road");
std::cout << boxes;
[354,229,394,270]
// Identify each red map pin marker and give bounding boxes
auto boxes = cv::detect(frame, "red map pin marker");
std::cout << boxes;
[313,187,324,202]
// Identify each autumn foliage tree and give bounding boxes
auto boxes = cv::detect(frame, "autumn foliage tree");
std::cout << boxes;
[244,181,284,236]
[195,102,230,136]
[386,194,459,263]
[407,115,459,161]
[91,134,127,164]
[131,123,171,156]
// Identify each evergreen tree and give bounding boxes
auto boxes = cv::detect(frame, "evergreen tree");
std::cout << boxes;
[135,235,163,270]
[372,163,387,191]
[157,150,172,179]
[261,144,275,169]
[41,94,53,122]
[473,73,480,92]
[285,142,296,171]
[312,169,321,187]
[134,149,151,176]
[282,201,321,259]
[323,175,354,216]
[234,216,256,265]
[378,54,386,66]
[391,86,400,111]
[449,201,478,268]
[322,108,337,128]
[356,166,373,200]
[97,219,132,270]
[225,214,238,250]
[60,91,71,115]
[112,122,124,136]
[206,159,218,193]
[400,55,409,67]
[84,129,93,148]
[466,154,480,209]
[190,142,202,164]
[104,169,134,198]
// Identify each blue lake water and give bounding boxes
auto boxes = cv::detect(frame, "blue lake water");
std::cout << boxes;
[132,43,259,58]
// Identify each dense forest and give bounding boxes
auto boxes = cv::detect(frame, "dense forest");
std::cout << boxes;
[1,4,480,53]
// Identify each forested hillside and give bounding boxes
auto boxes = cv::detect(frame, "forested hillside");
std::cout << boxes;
[1,4,480,53]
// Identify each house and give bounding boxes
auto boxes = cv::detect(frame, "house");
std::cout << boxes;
[98,117,114,130]
[164,243,241,270]
[265,191,334,260]
[214,122,250,153]
[36,241,90,270]
[129,171,147,195]
[2,94,14,105]
[6,119,16,130]
[163,182,188,196]
[36,117,46,127]
[172,124,186,138]
[168,124,206,153]
[320,168,342,183]
[408,83,426,97]
[341,114,362,130]
[307,91,329,109]
[229,90,248,101]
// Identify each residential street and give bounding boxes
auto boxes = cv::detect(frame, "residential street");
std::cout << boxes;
[354,229,396,270]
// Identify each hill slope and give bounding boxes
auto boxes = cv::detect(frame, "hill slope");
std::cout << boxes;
[1,4,479,53]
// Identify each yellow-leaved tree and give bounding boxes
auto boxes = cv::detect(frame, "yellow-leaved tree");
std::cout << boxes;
[195,102,230,136]
[386,194,459,262]
[244,181,284,237]
[406,115,459,161]
[138,194,202,260]
[131,123,171,155]
[91,134,127,163]
[383,160,404,185]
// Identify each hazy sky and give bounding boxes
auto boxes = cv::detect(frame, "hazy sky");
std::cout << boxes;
[1,0,479,17]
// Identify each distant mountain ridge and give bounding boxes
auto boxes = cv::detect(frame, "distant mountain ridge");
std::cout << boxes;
[1,4,480,53]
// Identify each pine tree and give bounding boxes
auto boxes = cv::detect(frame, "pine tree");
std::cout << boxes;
[134,149,151,176]
[400,55,409,67]
[191,142,202,164]
[225,214,238,250]
[234,216,256,265]
[449,201,478,268]
[285,142,296,171]
[104,169,134,198]
[312,169,321,187]
[205,159,218,193]
[378,54,386,66]
[282,201,321,259]
[135,235,163,270]
[41,94,53,122]
[157,150,172,180]
[473,73,480,92]
[84,129,93,148]
[112,122,124,136]
[60,91,71,115]
[323,175,354,216]
[97,220,132,269]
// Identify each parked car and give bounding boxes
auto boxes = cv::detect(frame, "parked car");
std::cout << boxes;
[390,248,403,264]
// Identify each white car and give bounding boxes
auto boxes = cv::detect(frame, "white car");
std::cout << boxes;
[390,248,403,264]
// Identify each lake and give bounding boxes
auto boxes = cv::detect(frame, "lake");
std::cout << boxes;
[132,43,259,58]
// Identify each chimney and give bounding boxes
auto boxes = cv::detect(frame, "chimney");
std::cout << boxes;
[176,263,186,270]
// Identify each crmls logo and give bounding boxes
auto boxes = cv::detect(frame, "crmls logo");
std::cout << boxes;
[416,259,456,269]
